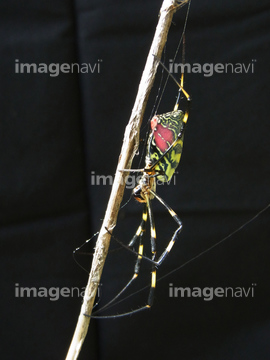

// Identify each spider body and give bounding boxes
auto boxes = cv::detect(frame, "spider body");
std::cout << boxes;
[133,108,185,205]
[91,75,191,317]
[132,173,156,203]
[147,109,185,182]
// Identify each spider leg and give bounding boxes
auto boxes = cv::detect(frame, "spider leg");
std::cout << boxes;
[90,198,159,318]
[149,189,182,266]
[90,205,148,317]
[109,190,182,268]
[129,204,147,247]
[145,195,157,309]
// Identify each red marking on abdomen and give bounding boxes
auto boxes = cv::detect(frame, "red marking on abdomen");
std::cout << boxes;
[154,124,174,153]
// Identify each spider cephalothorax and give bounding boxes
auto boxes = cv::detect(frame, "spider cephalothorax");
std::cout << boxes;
[132,172,156,203]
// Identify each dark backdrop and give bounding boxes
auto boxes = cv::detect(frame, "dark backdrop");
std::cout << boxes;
[1,1,270,359]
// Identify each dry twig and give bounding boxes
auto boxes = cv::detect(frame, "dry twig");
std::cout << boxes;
[65,1,189,359]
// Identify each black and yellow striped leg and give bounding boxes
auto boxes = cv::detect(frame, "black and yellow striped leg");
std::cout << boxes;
[146,196,157,256]
[145,196,157,308]
[125,204,148,287]
[129,204,147,247]
[130,205,147,279]
[91,207,147,318]
[146,261,156,309]
[149,189,182,266]
[91,199,158,318]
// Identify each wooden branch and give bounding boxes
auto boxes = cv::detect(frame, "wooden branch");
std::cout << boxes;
[65,1,188,359]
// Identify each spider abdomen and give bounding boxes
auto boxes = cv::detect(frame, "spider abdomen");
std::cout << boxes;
[148,109,184,182]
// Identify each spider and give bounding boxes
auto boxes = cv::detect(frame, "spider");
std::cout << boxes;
[82,0,193,318]
[91,65,191,318]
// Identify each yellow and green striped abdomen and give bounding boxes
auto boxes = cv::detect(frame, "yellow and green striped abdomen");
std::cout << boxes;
[147,110,184,182]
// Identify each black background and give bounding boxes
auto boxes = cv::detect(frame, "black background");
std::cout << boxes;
[1,1,270,359]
